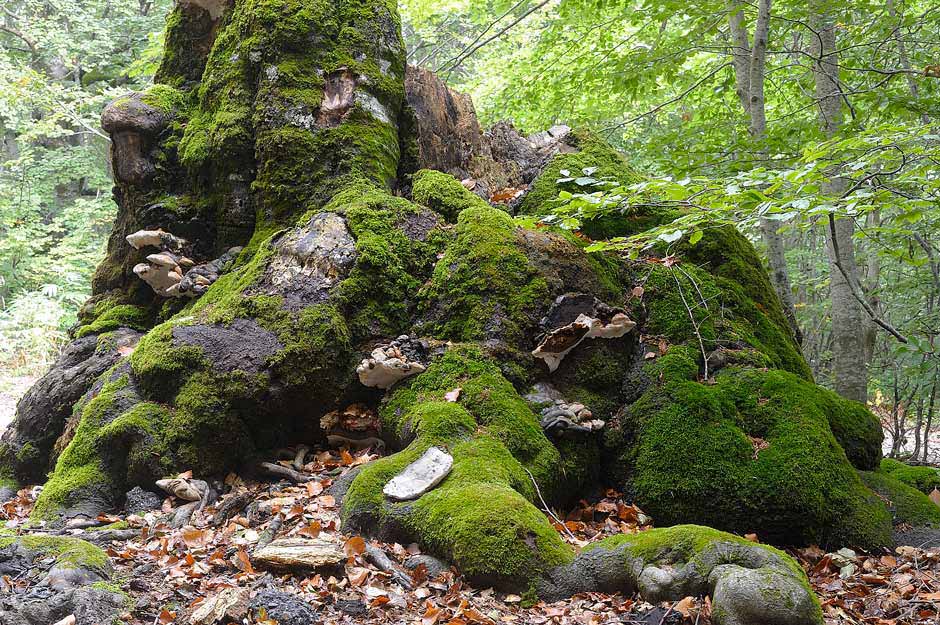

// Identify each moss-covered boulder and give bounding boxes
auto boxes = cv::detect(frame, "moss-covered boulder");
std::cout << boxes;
[608,347,891,548]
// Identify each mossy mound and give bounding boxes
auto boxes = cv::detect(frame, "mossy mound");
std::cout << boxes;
[412,168,490,222]
[858,469,940,527]
[0,535,111,574]
[608,348,892,549]
[539,525,823,624]
[879,458,940,494]
[342,346,576,589]
[417,205,549,347]
[519,130,646,240]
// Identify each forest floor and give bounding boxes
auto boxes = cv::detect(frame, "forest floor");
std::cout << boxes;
[0,374,34,433]
[3,447,940,625]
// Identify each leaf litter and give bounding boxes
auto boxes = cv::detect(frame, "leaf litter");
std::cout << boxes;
[3,448,939,625]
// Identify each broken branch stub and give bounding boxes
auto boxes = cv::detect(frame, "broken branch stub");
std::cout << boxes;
[533,312,636,372]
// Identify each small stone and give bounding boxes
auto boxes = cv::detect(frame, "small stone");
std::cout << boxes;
[250,589,319,625]
[404,554,450,579]
[258,497,297,514]
[251,537,344,570]
[334,599,367,615]
[839,563,857,579]
[383,447,453,501]
[125,486,163,514]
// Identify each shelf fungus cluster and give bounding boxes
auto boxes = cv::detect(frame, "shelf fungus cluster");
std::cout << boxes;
[127,229,241,298]
[320,403,384,452]
[356,335,429,389]
[540,400,605,438]
[532,294,636,372]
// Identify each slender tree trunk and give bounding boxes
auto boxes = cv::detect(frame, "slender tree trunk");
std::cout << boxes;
[810,3,868,403]
[886,0,929,125]
[863,210,881,365]
[728,0,802,344]
[924,374,937,461]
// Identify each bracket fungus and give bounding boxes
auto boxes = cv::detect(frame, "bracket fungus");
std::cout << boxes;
[320,403,384,451]
[127,228,241,299]
[533,311,636,372]
[357,336,429,389]
[540,400,605,438]
[383,446,454,501]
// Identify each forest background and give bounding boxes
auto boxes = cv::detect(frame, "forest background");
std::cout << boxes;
[0,0,938,458]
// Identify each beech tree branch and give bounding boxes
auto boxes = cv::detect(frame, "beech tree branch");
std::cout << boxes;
[827,213,908,343]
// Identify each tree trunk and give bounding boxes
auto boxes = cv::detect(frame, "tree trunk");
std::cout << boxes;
[727,0,802,345]
[810,3,868,403]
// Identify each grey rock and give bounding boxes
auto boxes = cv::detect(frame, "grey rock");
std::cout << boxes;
[251,537,345,570]
[404,554,450,579]
[45,566,106,591]
[334,598,367,615]
[250,588,319,625]
[125,485,163,514]
[383,446,453,501]
[173,318,283,374]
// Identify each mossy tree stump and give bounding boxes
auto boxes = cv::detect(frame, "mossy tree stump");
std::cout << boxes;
[2,0,933,621]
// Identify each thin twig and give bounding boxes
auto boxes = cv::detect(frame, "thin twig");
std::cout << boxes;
[523,468,577,542]
[671,267,711,380]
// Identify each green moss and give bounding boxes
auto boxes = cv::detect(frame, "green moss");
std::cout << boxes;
[89,521,131,532]
[32,376,175,520]
[0,535,109,572]
[344,347,574,587]
[859,470,940,526]
[879,458,940,494]
[130,322,209,399]
[636,244,809,381]
[520,130,647,239]
[419,206,548,345]
[594,524,804,577]
[140,84,187,114]
[15,442,38,465]
[412,169,490,222]
[612,365,892,549]
[77,304,153,338]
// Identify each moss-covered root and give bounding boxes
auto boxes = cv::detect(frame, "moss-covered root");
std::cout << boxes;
[411,169,490,222]
[0,535,128,625]
[879,458,940,494]
[858,470,940,527]
[539,525,823,625]
[342,346,581,589]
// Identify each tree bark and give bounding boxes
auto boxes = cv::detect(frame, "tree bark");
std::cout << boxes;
[727,0,802,344]
[810,3,868,403]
